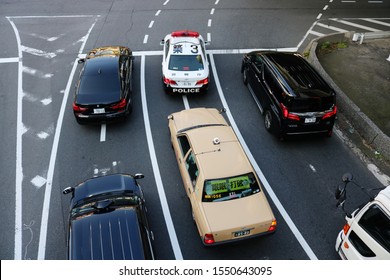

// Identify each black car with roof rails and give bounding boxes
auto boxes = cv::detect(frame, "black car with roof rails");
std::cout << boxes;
[73,46,133,124]
[62,173,155,260]
[241,51,337,139]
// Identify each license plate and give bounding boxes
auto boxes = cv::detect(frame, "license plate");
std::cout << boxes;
[305,117,316,123]
[178,82,193,87]
[93,108,105,114]
[234,229,250,237]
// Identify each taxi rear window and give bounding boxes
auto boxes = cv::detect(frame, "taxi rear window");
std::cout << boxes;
[202,173,261,202]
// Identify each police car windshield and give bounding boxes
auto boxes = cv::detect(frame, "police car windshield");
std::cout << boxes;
[202,173,261,202]
[169,55,204,71]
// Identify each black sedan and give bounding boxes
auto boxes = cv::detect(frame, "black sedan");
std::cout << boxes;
[62,173,155,260]
[73,46,133,124]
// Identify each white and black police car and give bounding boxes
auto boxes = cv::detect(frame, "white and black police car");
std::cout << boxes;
[161,30,210,94]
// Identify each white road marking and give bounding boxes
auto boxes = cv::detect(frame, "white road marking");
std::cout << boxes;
[23,66,53,78]
[0,57,19,63]
[100,124,106,142]
[140,55,183,260]
[316,22,348,33]
[215,0,220,4]
[155,10,161,16]
[209,53,318,260]
[309,30,325,37]
[7,16,24,260]
[143,34,149,44]
[21,45,56,58]
[323,5,329,10]
[331,18,381,32]
[37,18,99,260]
[31,176,47,189]
[317,13,322,20]
[207,33,211,42]
[361,18,390,27]
[208,19,212,27]
[182,95,190,110]
[210,8,215,15]
[29,33,65,42]
[37,131,50,139]
[309,164,317,172]
[163,0,170,5]
[148,20,154,28]
[40,98,52,106]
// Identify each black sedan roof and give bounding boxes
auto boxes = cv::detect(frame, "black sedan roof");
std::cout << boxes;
[70,207,147,260]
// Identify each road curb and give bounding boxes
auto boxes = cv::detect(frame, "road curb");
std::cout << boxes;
[303,31,390,162]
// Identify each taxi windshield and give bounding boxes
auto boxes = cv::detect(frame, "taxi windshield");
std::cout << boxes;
[169,54,204,71]
[202,173,261,202]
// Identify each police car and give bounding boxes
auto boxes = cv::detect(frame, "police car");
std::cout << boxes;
[161,30,210,94]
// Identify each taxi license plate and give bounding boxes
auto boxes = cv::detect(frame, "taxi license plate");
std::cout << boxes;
[304,117,316,124]
[94,108,105,114]
[234,230,250,237]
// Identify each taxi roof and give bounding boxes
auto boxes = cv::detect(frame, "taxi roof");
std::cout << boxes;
[170,108,254,180]
[186,125,254,180]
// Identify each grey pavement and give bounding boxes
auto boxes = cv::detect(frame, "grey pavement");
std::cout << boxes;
[303,31,390,185]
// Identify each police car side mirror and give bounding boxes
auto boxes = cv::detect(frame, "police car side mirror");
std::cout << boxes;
[160,40,165,46]
[204,41,210,46]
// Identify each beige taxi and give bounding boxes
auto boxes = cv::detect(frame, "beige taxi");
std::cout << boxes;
[168,107,277,245]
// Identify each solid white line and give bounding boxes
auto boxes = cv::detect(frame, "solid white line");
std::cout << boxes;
[9,15,99,19]
[37,18,99,260]
[209,53,318,260]
[7,17,24,260]
[182,95,190,109]
[132,47,298,57]
[100,124,106,142]
[140,55,183,260]
[0,57,19,63]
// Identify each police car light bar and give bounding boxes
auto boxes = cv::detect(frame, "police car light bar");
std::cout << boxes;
[171,30,199,38]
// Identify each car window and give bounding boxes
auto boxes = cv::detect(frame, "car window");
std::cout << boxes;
[202,173,261,202]
[348,230,376,257]
[185,151,198,187]
[263,66,285,103]
[358,204,390,253]
[168,54,204,71]
[178,135,191,158]
[164,40,170,60]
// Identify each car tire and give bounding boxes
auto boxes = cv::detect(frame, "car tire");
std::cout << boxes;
[242,65,248,85]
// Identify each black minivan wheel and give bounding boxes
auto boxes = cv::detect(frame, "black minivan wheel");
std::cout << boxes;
[264,110,274,132]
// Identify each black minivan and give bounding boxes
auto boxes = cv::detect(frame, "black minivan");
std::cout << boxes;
[241,51,337,138]
[63,173,155,260]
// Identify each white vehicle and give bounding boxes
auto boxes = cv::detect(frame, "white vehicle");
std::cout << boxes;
[335,173,390,260]
[160,30,209,94]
